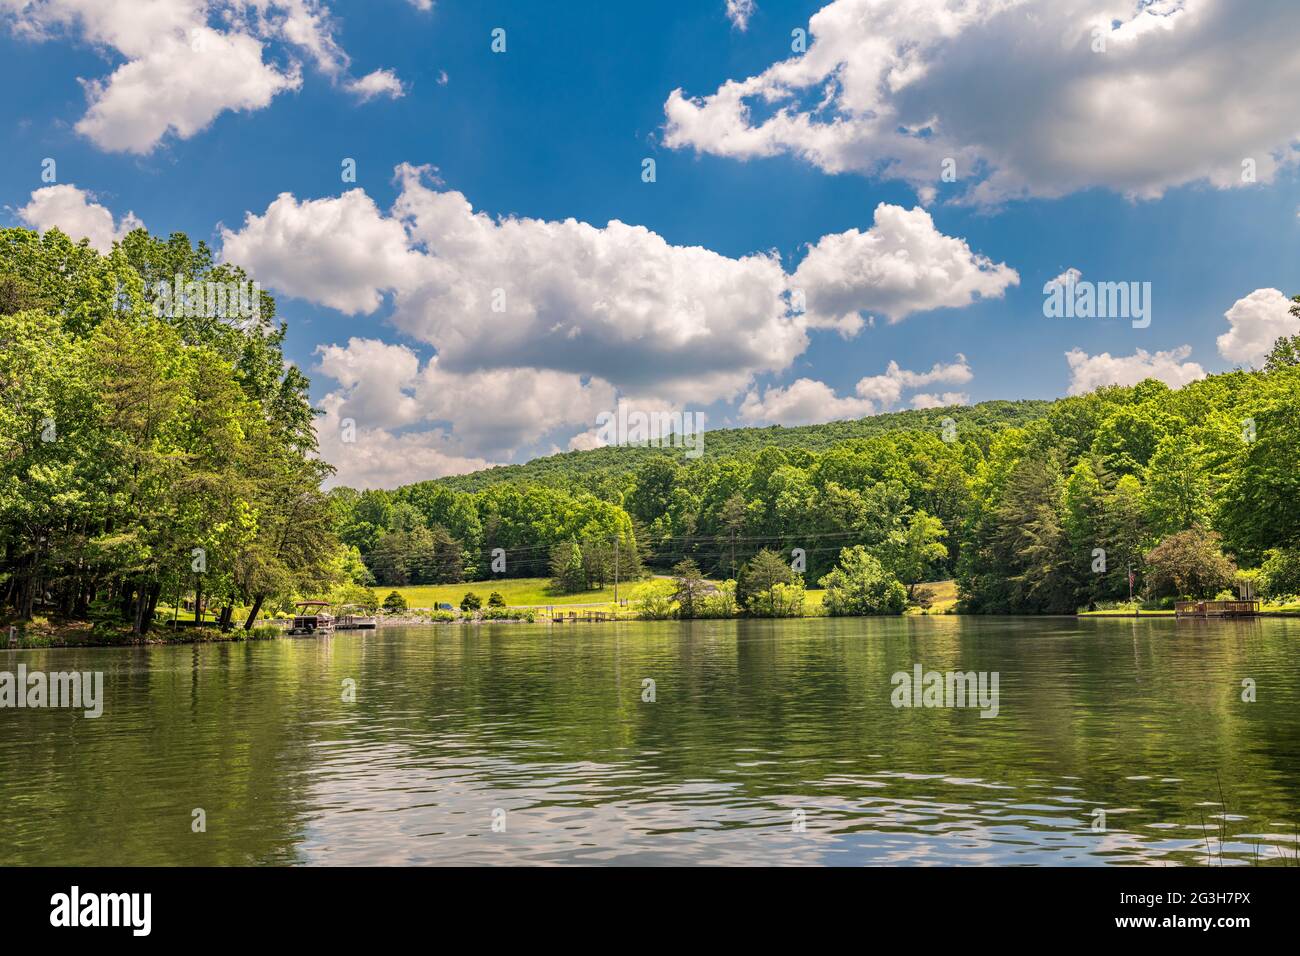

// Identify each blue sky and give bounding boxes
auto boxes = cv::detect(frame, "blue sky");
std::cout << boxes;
[3,0,1299,487]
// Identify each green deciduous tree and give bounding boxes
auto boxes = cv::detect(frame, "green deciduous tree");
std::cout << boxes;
[819,546,907,616]
[1260,548,1300,599]
[1144,528,1237,599]
[883,510,948,600]
[0,226,343,635]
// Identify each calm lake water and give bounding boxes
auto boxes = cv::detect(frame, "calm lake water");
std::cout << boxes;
[2,617,1298,866]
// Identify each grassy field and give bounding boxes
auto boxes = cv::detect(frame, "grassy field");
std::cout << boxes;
[388,577,666,609]
[911,579,958,614]
[163,577,1300,621]
[385,576,962,614]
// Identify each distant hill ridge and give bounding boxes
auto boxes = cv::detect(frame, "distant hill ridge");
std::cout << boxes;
[434,399,1052,493]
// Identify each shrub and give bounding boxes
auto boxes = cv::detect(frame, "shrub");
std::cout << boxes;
[481,607,536,622]
[699,580,738,618]
[747,580,806,618]
[382,590,408,613]
[460,591,482,612]
[819,546,908,616]
[636,581,677,620]
[487,591,507,608]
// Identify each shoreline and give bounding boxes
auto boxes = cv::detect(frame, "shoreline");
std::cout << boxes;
[4,608,1296,651]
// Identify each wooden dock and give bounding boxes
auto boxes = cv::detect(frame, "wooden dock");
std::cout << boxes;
[549,609,616,623]
[1174,600,1259,618]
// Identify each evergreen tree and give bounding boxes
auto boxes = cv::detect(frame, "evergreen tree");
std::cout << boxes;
[549,541,587,594]
[671,559,708,619]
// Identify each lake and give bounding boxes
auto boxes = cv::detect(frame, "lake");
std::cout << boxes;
[2,617,1298,866]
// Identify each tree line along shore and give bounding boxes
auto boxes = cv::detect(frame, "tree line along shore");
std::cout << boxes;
[3,228,1299,647]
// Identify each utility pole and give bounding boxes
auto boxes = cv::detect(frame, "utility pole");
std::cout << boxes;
[613,535,619,606]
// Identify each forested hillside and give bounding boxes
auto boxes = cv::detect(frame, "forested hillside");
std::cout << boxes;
[435,400,1052,494]
[334,336,1300,614]
[5,225,1299,628]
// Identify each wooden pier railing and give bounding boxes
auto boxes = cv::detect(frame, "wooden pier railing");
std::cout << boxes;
[1174,600,1259,618]
[549,609,616,623]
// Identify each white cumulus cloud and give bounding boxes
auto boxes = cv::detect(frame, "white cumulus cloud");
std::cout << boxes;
[790,204,1018,334]
[16,184,143,252]
[386,164,801,405]
[740,355,971,425]
[219,189,424,314]
[1216,288,1300,367]
[0,0,405,153]
[910,391,969,409]
[854,354,972,406]
[664,0,1300,203]
[347,68,404,101]
[76,26,301,154]
[314,337,618,462]
[316,398,493,490]
[222,166,1012,403]
[1065,345,1206,395]
[218,167,1012,481]
[312,337,628,488]
[739,378,878,427]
